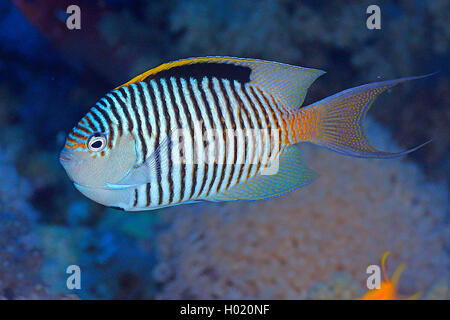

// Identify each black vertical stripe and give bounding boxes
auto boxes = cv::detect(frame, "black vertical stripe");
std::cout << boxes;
[186,80,206,199]
[209,79,228,194]
[130,84,147,163]
[249,86,270,173]
[242,85,262,180]
[258,89,281,134]
[226,81,247,186]
[157,79,174,204]
[104,96,123,137]
[204,78,222,197]
[70,131,86,140]
[137,83,152,139]
[75,124,91,135]
[147,81,163,205]
[174,79,194,133]
[164,78,181,204]
[251,87,271,132]
[133,189,138,207]
[189,151,198,198]
[254,87,278,167]
[146,183,151,207]
[230,81,254,183]
[219,80,238,191]
[198,78,216,129]
[175,81,192,200]
[268,92,289,140]
[113,89,134,133]
[179,162,186,202]
[243,87,262,129]
[170,79,184,130]
[194,79,213,198]
[83,115,96,132]
[175,78,195,201]
[90,109,105,132]
[95,104,115,149]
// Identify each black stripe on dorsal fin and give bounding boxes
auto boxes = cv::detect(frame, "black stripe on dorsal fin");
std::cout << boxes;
[116,57,252,89]
[146,62,251,83]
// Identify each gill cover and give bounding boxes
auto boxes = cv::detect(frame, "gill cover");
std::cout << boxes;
[71,133,138,209]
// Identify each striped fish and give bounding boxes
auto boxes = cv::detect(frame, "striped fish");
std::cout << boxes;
[59,57,429,211]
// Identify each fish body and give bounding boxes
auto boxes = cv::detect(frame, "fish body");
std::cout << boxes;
[60,57,428,211]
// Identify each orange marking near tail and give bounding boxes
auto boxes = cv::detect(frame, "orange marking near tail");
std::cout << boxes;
[267,91,290,145]
[295,107,325,143]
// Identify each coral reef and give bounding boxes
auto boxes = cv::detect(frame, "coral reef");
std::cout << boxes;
[425,279,449,300]
[152,119,448,299]
[307,273,364,300]
[38,214,160,300]
[0,146,71,299]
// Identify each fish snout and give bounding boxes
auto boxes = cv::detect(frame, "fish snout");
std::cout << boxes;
[59,148,83,183]
[59,149,73,164]
[59,149,82,172]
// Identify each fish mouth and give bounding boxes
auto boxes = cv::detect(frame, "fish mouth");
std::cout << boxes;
[59,149,73,163]
[59,154,72,162]
[59,149,84,166]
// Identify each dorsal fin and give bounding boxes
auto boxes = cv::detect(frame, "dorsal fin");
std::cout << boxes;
[115,57,248,89]
[116,56,325,108]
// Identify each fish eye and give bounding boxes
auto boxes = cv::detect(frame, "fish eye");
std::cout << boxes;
[88,133,107,152]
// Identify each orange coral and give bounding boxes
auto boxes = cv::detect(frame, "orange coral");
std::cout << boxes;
[360,252,420,300]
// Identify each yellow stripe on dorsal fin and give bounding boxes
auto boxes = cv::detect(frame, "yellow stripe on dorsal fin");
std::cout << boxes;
[115,56,325,108]
[115,57,227,89]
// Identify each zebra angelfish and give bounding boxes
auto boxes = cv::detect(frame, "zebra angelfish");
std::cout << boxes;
[59,57,429,211]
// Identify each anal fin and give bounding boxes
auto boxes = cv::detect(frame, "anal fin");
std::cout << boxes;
[210,145,318,201]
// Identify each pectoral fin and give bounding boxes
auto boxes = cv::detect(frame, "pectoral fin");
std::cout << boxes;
[112,130,176,187]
